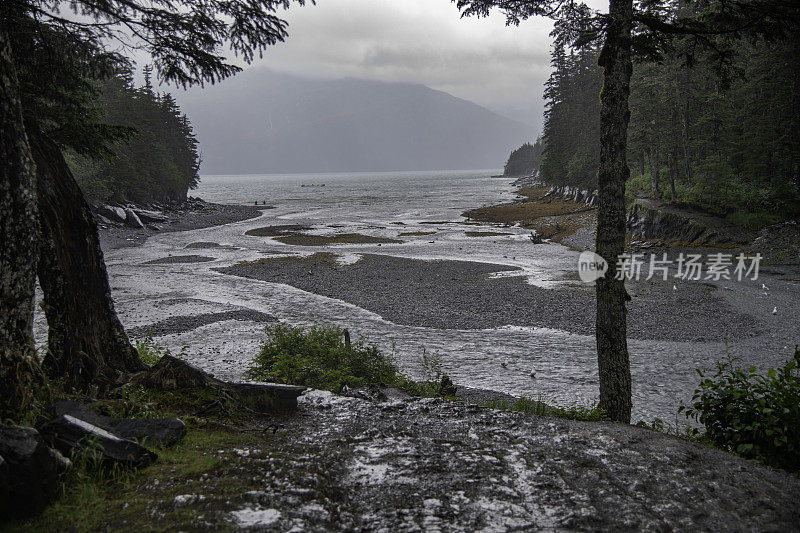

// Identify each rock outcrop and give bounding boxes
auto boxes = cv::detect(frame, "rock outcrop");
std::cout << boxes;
[39,415,158,468]
[544,184,599,207]
[0,424,69,519]
[627,197,756,246]
[46,400,186,447]
[131,355,306,412]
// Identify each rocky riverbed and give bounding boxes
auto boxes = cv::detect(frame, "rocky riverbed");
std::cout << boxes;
[217,252,767,343]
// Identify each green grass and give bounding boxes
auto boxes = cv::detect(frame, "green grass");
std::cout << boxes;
[134,335,188,366]
[480,394,608,422]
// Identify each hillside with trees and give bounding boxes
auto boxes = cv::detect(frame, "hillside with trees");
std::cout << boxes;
[67,67,200,204]
[503,140,544,177]
[535,36,800,228]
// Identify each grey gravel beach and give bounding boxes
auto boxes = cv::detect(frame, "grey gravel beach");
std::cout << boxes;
[217,252,770,342]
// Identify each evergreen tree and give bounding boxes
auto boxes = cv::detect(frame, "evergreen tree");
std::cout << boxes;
[504,140,544,176]
[0,0,310,414]
[455,0,800,423]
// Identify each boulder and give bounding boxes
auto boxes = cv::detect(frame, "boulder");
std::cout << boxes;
[134,354,222,390]
[227,382,309,412]
[131,355,306,412]
[47,400,186,447]
[0,424,67,519]
[123,208,145,228]
[39,415,157,469]
[133,208,169,223]
[94,204,127,223]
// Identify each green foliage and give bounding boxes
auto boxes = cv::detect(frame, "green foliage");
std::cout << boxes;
[539,45,601,190]
[481,394,607,422]
[134,335,188,366]
[247,324,460,399]
[534,26,800,226]
[67,70,201,204]
[248,324,407,392]
[681,348,800,472]
[504,140,543,177]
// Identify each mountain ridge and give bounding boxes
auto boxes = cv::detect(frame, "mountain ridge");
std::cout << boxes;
[174,68,534,174]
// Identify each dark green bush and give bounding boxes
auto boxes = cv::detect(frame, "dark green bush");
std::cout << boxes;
[248,324,411,392]
[682,348,800,471]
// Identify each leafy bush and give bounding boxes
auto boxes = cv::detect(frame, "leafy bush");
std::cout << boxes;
[248,324,412,392]
[681,348,800,471]
[135,335,187,366]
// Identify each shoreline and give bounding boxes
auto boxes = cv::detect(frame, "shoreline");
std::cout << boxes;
[98,199,264,251]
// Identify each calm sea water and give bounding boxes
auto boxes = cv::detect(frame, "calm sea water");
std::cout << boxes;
[74,170,783,423]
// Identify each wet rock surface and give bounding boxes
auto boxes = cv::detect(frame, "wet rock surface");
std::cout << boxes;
[39,415,158,469]
[46,400,187,447]
[98,199,263,251]
[627,197,757,246]
[218,253,760,342]
[110,391,800,531]
[0,425,66,519]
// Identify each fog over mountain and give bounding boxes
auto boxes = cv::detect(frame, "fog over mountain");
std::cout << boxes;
[175,68,535,175]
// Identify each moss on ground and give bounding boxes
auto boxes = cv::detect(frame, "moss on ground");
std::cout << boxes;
[2,385,278,533]
[462,186,596,243]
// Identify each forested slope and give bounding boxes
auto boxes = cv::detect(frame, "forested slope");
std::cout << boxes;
[67,67,200,204]
[532,33,799,227]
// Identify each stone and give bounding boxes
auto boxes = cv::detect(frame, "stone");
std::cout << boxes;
[134,354,221,390]
[226,382,308,412]
[94,204,127,223]
[123,207,145,228]
[39,415,157,468]
[47,400,186,447]
[131,355,306,412]
[133,208,169,223]
[0,424,66,519]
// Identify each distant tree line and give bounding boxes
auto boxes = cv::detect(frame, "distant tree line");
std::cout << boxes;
[503,140,544,177]
[67,66,200,205]
[533,28,799,227]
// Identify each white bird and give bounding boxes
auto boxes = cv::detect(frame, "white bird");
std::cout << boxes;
[529,370,537,379]
[673,284,678,291]
[762,283,769,290]
[773,306,778,315]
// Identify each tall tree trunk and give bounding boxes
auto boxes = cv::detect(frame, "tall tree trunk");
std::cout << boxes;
[677,71,694,185]
[639,149,645,177]
[668,147,678,202]
[596,0,634,424]
[648,142,660,197]
[791,31,800,194]
[0,26,41,419]
[29,129,144,392]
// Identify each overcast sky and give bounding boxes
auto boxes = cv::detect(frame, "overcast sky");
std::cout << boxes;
[222,0,559,133]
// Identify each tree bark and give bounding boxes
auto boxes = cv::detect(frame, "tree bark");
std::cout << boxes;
[648,142,660,197]
[0,25,41,419]
[595,0,634,424]
[30,129,144,392]
[676,71,694,185]
[668,147,678,202]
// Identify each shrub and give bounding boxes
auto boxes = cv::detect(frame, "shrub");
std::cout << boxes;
[134,335,187,366]
[681,348,800,471]
[248,324,411,392]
